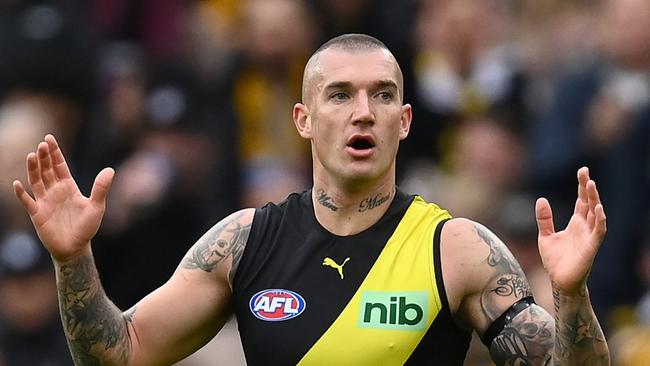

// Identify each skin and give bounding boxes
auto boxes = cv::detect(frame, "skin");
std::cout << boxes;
[13,44,609,365]
[293,47,412,235]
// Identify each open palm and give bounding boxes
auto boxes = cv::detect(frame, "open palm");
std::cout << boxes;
[13,135,114,261]
[535,167,607,295]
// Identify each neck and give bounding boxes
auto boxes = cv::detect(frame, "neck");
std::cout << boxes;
[312,177,396,236]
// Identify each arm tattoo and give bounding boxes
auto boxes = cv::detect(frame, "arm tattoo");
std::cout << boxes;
[491,274,532,298]
[181,211,251,284]
[475,224,519,273]
[316,189,339,211]
[358,192,390,212]
[56,254,134,365]
[551,284,609,365]
[475,222,609,365]
[489,305,554,366]
[475,224,532,320]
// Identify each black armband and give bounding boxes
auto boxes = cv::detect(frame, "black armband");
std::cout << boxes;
[481,296,535,346]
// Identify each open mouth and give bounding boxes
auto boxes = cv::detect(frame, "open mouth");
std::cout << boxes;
[347,136,376,150]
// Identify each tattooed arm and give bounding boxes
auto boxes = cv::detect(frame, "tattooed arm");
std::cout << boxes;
[13,135,255,365]
[471,222,607,365]
[51,209,253,365]
[442,169,609,365]
[54,253,132,365]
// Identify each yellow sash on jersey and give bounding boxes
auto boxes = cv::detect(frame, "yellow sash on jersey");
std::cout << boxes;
[298,196,451,365]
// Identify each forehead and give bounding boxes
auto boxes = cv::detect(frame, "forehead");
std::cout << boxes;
[310,48,401,91]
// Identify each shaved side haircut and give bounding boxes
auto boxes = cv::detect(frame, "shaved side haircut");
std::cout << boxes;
[301,34,404,104]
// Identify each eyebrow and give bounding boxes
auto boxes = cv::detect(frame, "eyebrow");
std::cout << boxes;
[322,80,399,93]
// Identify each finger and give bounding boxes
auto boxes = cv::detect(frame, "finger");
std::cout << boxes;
[535,197,555,237]
[45,134,72,180]
[586,179,601,229]
[593,203,607,240]
[37,141,56,188]
[90,168,115,206]
[587,207,595,230]
[574,167,589,216]
[13,180,38,216]
[26,152,46,198]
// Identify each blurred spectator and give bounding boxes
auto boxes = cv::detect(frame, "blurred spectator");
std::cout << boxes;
[0,231,72,365]
[401,116,526,224]
[529,0,650,324]
[79,55,236,309]
[182,0,241,87]
[514,0,599,114]
[404,0,527,168]
[231,0,315,207]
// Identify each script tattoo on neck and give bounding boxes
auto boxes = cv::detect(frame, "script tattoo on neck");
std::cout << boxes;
[358,192,391,212]
[316,189,338,211]
[182,211,251,284]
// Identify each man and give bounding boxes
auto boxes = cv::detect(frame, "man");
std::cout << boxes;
[13,34,609,365]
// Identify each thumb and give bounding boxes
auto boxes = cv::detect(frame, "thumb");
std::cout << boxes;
[535,197,555,237]
[90,167,115,206]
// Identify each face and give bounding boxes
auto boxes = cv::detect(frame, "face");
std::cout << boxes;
[293,48,412,188]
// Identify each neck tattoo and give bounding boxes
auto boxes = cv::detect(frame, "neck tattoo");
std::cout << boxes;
[316,189,338,211]
[358,192,391,212]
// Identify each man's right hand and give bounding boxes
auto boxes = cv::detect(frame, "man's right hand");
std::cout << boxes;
[12,134,114,262]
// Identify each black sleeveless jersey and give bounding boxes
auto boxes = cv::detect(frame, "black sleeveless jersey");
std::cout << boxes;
[232,189,471,365]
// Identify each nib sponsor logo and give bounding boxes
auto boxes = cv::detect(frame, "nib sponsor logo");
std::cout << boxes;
[359,291,428,331]
[250,289,306,321]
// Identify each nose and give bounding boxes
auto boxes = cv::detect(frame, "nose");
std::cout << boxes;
[351,92,374,126]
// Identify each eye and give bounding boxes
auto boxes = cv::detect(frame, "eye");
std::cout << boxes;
[377,91,393,101]
[330,92,349,102]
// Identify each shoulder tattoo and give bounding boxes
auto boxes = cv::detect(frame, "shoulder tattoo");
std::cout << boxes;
[181,211,252,284]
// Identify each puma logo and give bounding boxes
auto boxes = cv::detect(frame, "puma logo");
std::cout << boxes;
[323,257,350,279]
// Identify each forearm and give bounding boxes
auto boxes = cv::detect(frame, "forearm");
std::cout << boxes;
[551,284,609,365]
[55,251,133,366]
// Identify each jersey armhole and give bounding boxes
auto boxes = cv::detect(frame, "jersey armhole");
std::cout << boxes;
[231,207,266,291]
[433,217,451,313]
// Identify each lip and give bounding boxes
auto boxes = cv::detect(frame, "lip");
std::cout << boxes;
[344,145,375,158]
[346,134,376,147]
[345,133,376,159]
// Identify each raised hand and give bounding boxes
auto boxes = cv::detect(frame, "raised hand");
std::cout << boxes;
[535,167,607,295]
[12,134,115,262]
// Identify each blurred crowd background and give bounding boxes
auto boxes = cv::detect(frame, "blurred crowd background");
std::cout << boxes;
[0,0,648,365]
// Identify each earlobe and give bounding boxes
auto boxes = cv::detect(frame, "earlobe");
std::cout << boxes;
[293,103,312,139]
[399,104,413,140]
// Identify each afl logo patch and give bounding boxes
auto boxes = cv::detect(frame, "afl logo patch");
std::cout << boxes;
[249,289,306,321]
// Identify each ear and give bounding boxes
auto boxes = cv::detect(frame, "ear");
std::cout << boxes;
[398,104,413,140]
[293,102,312,139]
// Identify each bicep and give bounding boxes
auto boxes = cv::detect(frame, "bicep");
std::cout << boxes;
[449,220,554,364]
[124,209,254,365]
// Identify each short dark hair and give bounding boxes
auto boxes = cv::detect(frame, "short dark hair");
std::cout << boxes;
[313,33,389,55]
